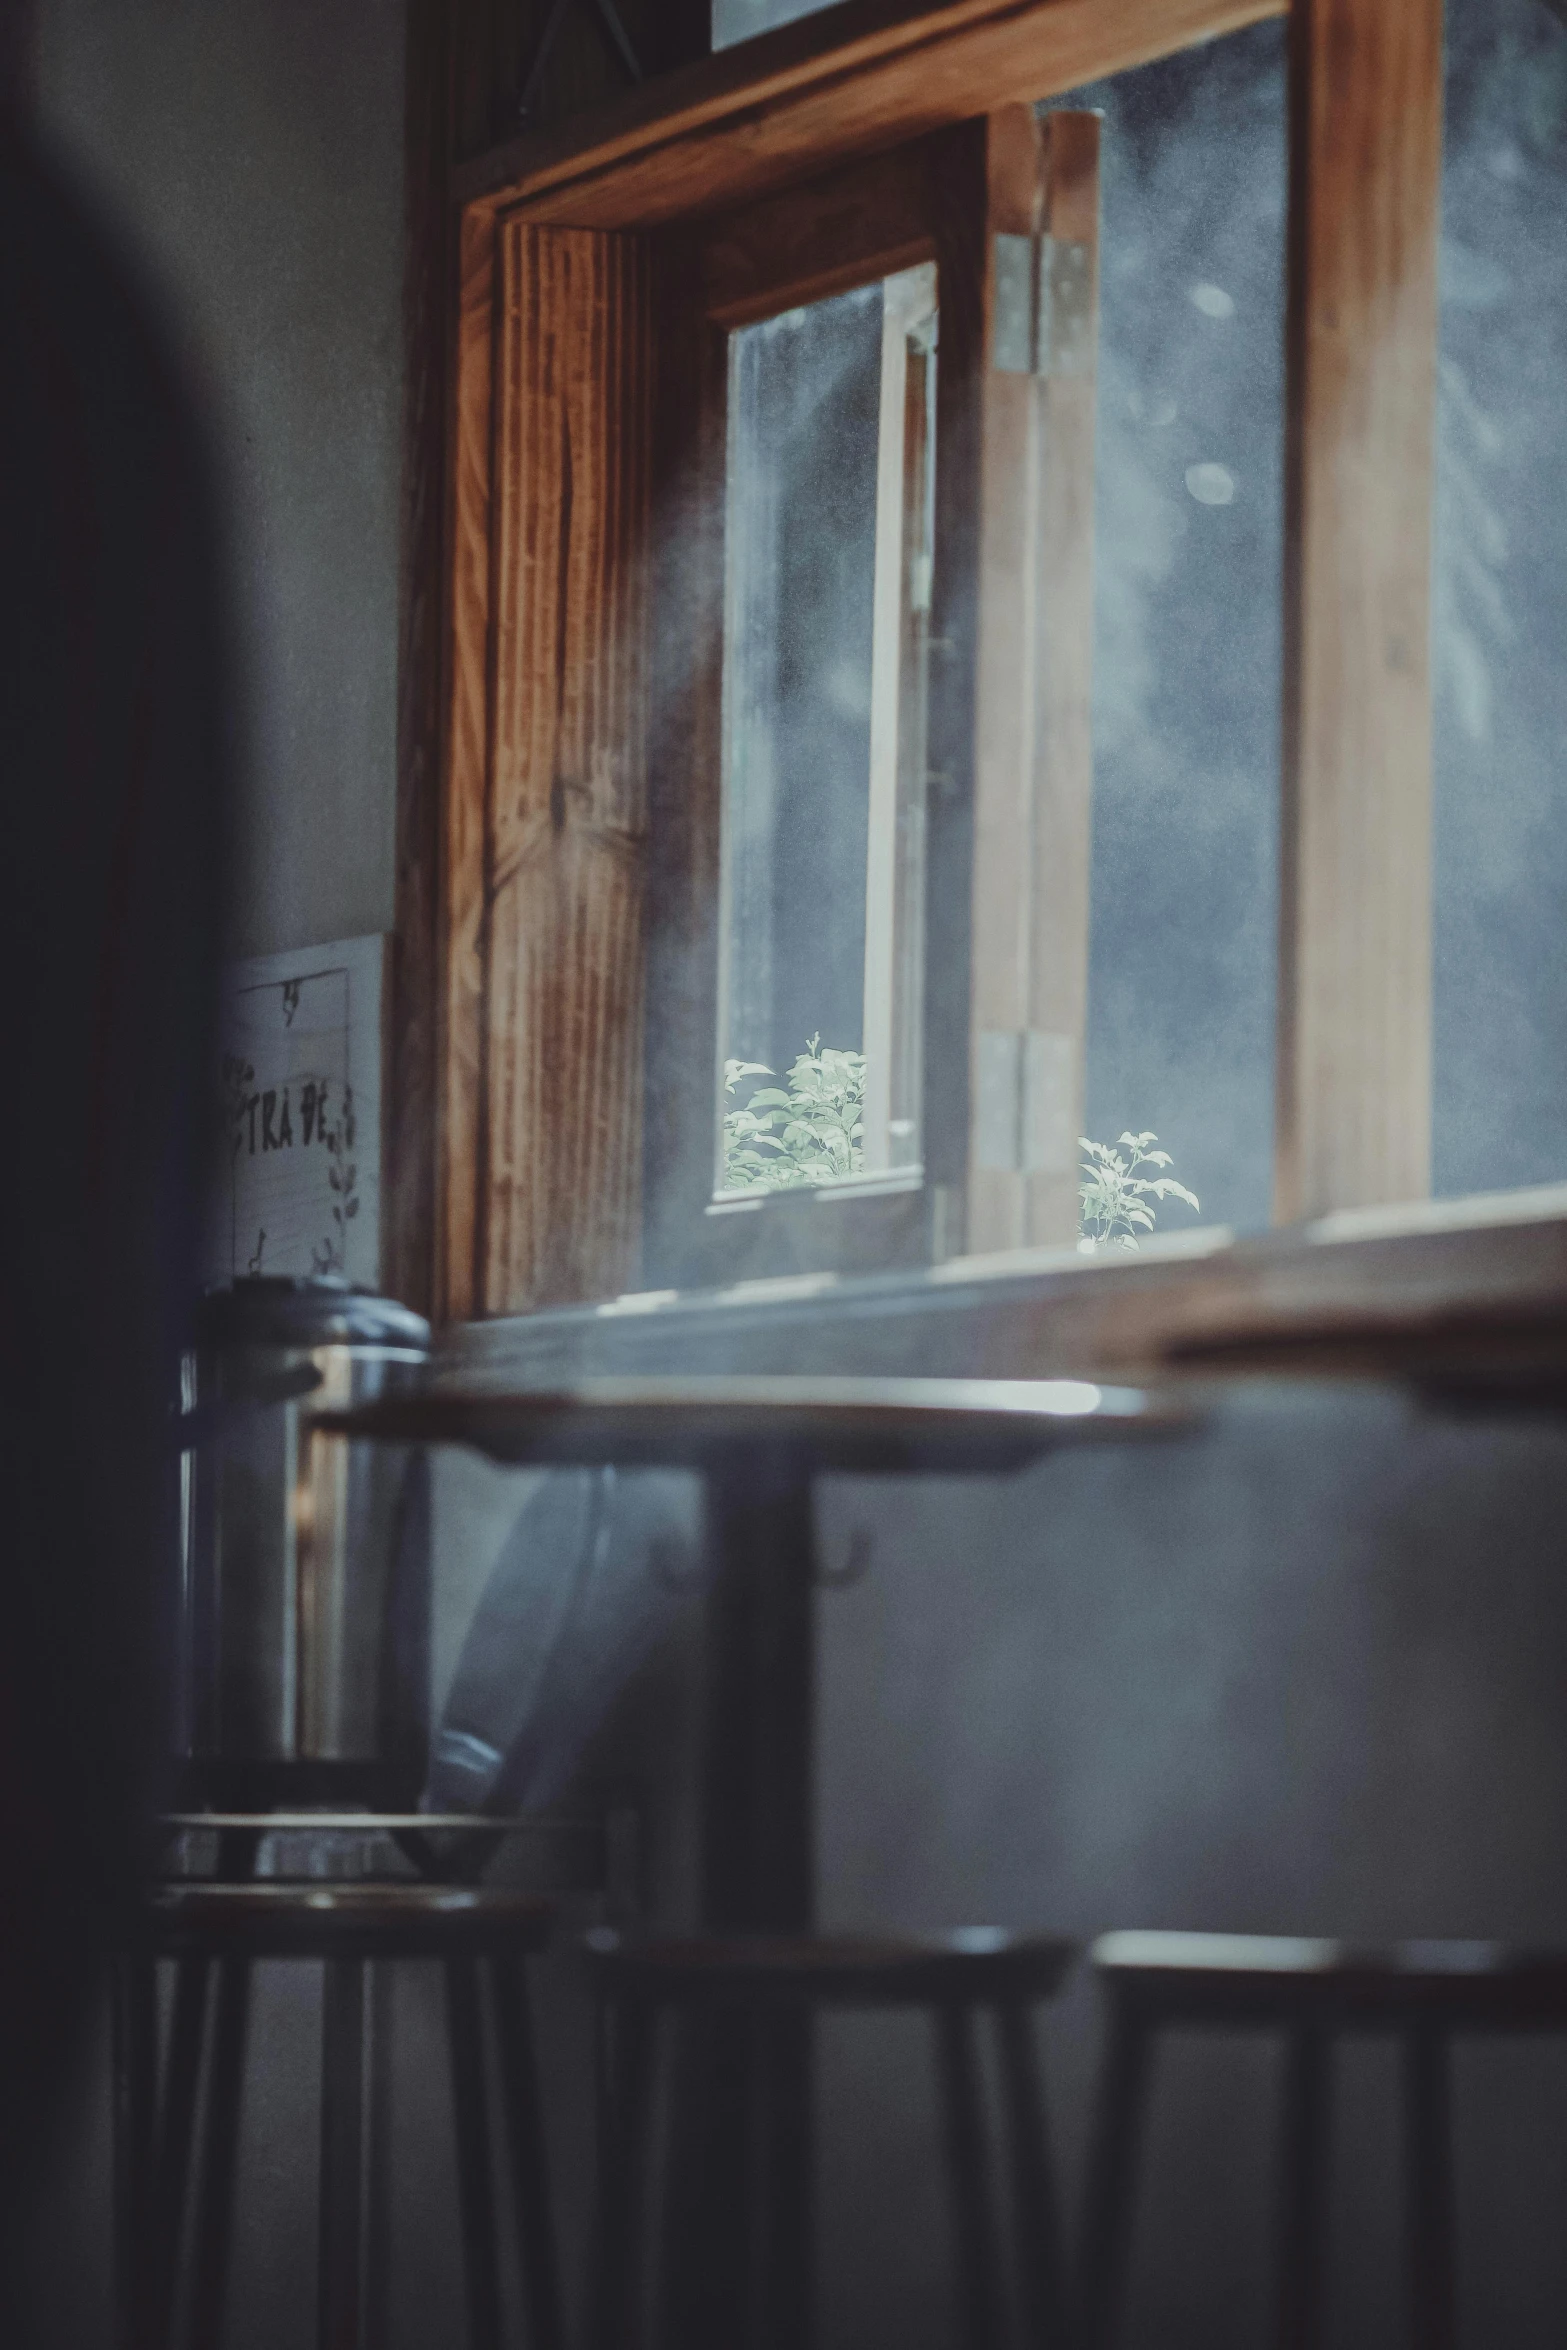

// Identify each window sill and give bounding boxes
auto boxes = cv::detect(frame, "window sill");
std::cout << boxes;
[442,1183,1567,1383]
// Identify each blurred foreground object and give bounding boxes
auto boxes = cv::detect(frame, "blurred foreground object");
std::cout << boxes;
[0,70,232,2314]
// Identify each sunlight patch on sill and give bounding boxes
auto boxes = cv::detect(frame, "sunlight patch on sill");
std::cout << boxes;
[931,1222,1237,1286]
[1304,1183,1567,1247]
[708,1169,924,1215]
[714,1271,843,1306]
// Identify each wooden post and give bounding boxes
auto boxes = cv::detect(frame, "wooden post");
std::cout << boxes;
[967,107,1101,1256]
[478,222,654,1314]
[439,205,499,1324]
[1276,0,1445,1222]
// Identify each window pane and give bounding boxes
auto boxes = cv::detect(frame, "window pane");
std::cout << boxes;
[1064,24,1286,1243]
[1432,0,1567,1197]
[712,0,835,47]
[718,270,937,1195]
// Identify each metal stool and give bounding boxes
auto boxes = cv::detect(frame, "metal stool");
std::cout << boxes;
[115,1881,563,2350]
[588,1927,1077,2350]
[1078,1929,1567,2350]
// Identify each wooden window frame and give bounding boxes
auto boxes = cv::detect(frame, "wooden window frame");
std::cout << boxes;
[407,0,1555,1358]
[641,150,957,1293]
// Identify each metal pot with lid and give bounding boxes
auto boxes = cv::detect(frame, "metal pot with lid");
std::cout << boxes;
[179,1276,431,1808]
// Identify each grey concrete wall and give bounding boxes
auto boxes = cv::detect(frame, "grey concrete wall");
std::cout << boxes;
[34,0,406,960]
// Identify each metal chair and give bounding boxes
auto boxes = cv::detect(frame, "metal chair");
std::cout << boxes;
[115,1880,563,2350]
[1078,1928,1567,2350]
[587,1926,1077,2350]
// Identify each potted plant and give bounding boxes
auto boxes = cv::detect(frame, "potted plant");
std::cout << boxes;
[721,1036,867,1191]
[1078,1132,1200,1253]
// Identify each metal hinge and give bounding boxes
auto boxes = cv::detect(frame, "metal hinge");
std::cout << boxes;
[976,1030,1078,1173]
[991,235,1094,379]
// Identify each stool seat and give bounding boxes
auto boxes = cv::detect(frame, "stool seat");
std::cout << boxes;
[1081,1929,1567,2350]
[588,1926,1076,2007]
[1094,1928,1567,2027]
[590,1927,1078,2349]
[119,1879,562,2349]
[145,1879,556,1960]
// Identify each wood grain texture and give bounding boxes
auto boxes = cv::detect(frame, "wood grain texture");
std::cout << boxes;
[457,0,1282,227]
[700,138,939,327]
[1276,0,1444,1221]
[482,223,653,1313]
[440,205,500,1321]
[966,109,1101,1256]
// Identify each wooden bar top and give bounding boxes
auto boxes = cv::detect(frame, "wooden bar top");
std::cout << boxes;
[313,1371,1190,1472]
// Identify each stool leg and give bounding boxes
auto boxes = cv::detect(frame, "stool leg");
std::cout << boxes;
[319,1957,366,2350]
[1403,2026,1457,2350]
[656,2006,752,2350]
[994,2004,1071,2348]
[1076,1999,1152,2350]
[755,2005,813,2350]
[152,1956,212,2349]
[186,1959,251,2350]
[364,1962,394,2350]
[593,1995,657,2350]
[446,1956,504,2350]
[491,1954,564,2350]
[933,2003,1004,2350]
[1278,2025,1331,2350]
[112,1952,158,2350]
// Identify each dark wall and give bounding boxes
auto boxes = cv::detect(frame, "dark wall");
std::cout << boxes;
[35,0,406,960]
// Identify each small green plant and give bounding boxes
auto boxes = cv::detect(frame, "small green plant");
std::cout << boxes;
[1078,1132,1200,1251]
[722,1035,866,1191]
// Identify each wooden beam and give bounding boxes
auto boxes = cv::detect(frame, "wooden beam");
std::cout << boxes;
[438,205,499,1322]
[455,0,1284,229]
[479,223,654,1313]
[1275,0,1444,1221]
[699,136,938,326]
[967,108,1101,1256]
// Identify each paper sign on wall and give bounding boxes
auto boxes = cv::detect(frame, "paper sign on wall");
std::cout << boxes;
[206,933,385,1289]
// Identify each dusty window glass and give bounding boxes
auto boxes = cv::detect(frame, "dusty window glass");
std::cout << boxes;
[712,0,834,46]
[1060,24,1286,1246]
[1432,0,1567,1198]
[717,268,937,1195]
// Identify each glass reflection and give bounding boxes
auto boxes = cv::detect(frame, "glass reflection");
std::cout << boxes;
[717,267,937,1194]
